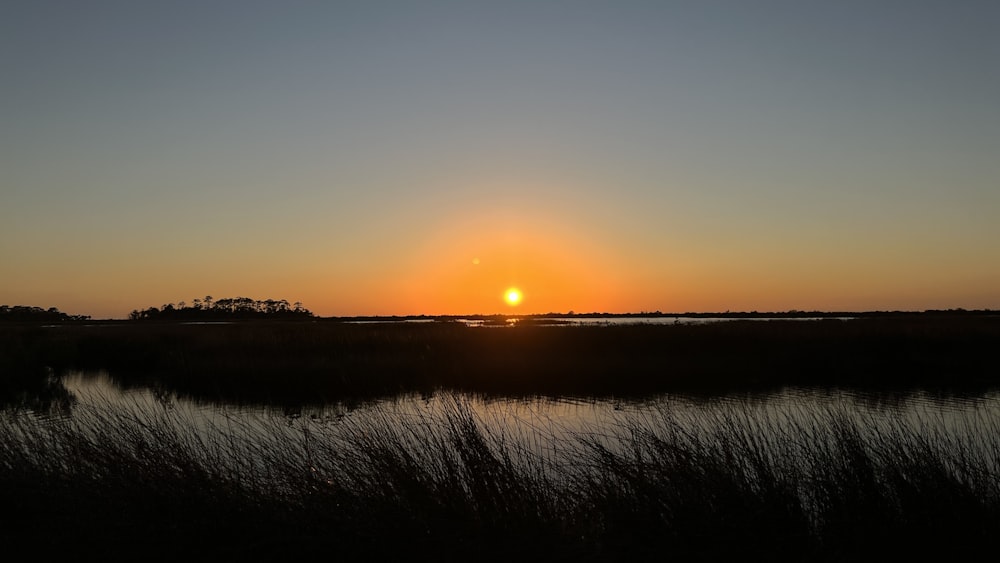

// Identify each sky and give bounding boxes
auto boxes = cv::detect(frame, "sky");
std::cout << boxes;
[2,0,998,318]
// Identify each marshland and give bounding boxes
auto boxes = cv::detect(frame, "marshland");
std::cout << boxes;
[2,313,999,559]
[7,0,1000,559]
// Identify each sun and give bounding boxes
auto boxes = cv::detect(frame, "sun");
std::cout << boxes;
[504,287,523,307]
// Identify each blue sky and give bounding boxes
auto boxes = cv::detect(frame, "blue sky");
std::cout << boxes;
[3,1,998,317]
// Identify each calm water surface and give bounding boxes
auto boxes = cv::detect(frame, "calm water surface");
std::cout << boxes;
[456,316,855,327]
[51,371,1000,466]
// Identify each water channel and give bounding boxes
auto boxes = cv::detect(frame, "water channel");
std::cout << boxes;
[26,370,996,479]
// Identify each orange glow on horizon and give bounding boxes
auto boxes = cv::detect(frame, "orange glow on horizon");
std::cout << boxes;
[376,209,626,315]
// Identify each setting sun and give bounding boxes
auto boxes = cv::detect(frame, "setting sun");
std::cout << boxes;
[505,288,523,307]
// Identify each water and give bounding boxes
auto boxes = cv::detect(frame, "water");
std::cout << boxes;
[3,369,996,525]
[346,315,855,327]
[7,369,998,558]
[517,316,856,326]
[45,371,1000,471]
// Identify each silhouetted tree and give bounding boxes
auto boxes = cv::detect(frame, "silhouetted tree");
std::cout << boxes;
[0,305,89,322]
[127,296,313,321]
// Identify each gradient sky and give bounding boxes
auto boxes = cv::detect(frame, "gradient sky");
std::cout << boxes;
[3,0,998,318]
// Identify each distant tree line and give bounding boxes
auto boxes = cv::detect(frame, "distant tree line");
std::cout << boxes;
[128,296,312,321]
[0,305,90,322]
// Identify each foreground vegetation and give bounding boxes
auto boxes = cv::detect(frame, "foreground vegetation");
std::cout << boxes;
[1,394,997,560]
[2,315,998,406]
[3,314,997,558]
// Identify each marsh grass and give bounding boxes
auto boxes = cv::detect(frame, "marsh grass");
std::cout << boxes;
[2,392,999,560]
[3,316,998,404]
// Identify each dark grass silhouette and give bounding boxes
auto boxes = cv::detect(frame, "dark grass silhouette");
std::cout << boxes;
[3,314,996,559]
[2,315,998,405]
[1,395,997,560]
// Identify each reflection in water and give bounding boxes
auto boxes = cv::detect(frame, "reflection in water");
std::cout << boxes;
[4,370,997,560]
[0,367,76,416]
[455,316,856,327]
[53,371,1000,475]
[2,368,996,557]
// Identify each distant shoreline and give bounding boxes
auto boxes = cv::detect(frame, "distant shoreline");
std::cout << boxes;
[325,308,998,323]
[11,307,993,325]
